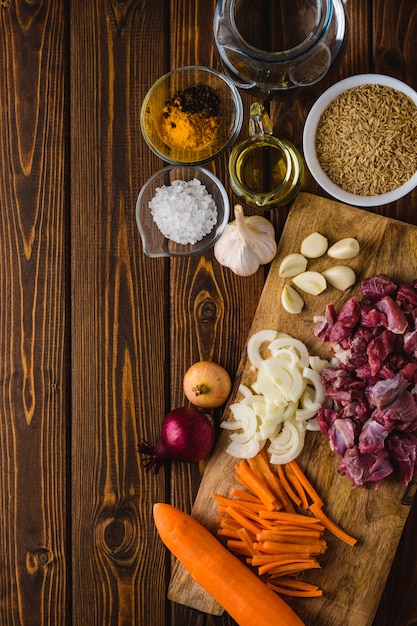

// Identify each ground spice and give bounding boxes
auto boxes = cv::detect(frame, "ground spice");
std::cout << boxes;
[157,84,220,151]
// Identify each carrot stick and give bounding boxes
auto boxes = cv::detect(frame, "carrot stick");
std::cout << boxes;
[270,578,321,591]
[227,539,254,557]
[284,465,309,509]
[277,463,303,506]
[212,493,265,513]
[237,527,260,556]
[154,503,305,626]
[247,450,292,510]
[257,530,324,543]
[258,558,317,576]
[229,487,264,504]
[309,502,357,547]
[267,581,323,598]
[267,561,321,576]
[234,460,278,511]
[225,506,263,536]
[288,459,324,507]
[217,527,243,539]
[254,540,326,555]
[258,510,322,525]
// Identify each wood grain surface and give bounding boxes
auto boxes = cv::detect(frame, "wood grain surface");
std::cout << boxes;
[0,1,417,625]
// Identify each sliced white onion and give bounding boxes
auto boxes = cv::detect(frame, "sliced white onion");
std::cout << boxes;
[238,383,254,399]
[268,420,306,464]
[302,367,325,406]
[269,337,310,368]
[246,329,277,369]
[223,329,326,462]
[226,438,265,459]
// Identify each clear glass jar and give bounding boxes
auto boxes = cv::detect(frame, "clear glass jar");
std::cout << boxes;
[214,0,346,91]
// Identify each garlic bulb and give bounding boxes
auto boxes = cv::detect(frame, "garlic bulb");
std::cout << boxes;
[214,205,277,276]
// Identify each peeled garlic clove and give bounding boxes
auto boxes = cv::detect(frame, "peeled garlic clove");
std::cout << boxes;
[327,237,360,259]
[278,253,308,278]
[292,271,327,295]
[300,232,328,258]
[321,266,356,290]
[281,285,305,314]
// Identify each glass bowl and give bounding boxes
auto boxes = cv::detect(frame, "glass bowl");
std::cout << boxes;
[140,66,243,165]
[303,74,417,206]
[136,165,230,257]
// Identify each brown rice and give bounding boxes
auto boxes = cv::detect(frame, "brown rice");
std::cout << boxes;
[315,84,417,196]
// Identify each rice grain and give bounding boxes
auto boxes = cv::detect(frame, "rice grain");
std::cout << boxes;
[315,84,417,196]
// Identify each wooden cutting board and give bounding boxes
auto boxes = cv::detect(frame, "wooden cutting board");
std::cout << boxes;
[168,192,417,626]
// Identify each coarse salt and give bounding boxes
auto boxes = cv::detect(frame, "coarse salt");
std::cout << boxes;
[149,178,218,245]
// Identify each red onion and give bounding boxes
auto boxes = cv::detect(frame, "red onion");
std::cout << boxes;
[138,407,215,473]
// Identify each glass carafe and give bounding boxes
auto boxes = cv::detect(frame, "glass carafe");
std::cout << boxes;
[213,0,346,91]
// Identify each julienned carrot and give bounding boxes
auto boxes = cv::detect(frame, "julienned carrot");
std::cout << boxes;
[234,460,278,511]
[153,503,305,626]
[229,487,264,504]
[247,450,294,511]
[258,558,318,576]
[267,580,323,598]
[258,510,322,524]
[284,465,309,509]
[277,463,302,506]
[310,502,358,547]
[212,493,265,513]
[288,459,324,507]
[212,453,357,602]
[225,506,263,536]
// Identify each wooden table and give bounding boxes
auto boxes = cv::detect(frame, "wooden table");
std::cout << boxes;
[1,1,416,624]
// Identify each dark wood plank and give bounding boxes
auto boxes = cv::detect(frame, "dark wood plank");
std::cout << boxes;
[70,2,171,624]
[168,2,265,625]
[0,1,68,624]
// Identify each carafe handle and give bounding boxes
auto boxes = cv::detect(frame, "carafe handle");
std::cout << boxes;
[248,102,273,136]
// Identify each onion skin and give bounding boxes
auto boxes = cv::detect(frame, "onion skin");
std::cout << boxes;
[138,407,215,473]
[183,361,232,409]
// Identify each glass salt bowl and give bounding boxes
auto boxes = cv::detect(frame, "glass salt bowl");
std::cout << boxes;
[140,66,243,165]
[136,165,230,257]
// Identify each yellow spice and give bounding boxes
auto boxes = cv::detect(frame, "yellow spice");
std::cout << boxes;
[158,106,218,151]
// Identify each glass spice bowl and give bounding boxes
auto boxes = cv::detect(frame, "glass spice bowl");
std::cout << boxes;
[140,66,243,165]
[136,165,230,258]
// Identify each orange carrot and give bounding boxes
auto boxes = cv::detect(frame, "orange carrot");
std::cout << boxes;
[247,450,293,510]
[309,502,357,547]
[258,510,322,525]
[234,460,278,510]
[284,465,309,509]
[277,463,303,506]
[258,558,318,576]
[153,503,305,626]
[267,580,323,598]
[225,505,263,535]
[288,459,324,507]
[229,487,264,504]
[212,493,265,513]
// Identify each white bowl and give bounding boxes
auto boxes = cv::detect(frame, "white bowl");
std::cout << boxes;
[303,74,417,206]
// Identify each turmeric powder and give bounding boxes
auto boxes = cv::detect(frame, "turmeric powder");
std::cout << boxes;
[157,84,220,151]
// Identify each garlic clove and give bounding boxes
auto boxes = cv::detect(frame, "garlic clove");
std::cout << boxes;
[321,266,356,290]
[292,271,327,295]
[281,285,305,314]
[327,237,360,259]
[278,253,308,278]
[300,232,328,258]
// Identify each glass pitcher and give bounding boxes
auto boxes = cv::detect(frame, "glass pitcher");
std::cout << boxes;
[213,0,347,91]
